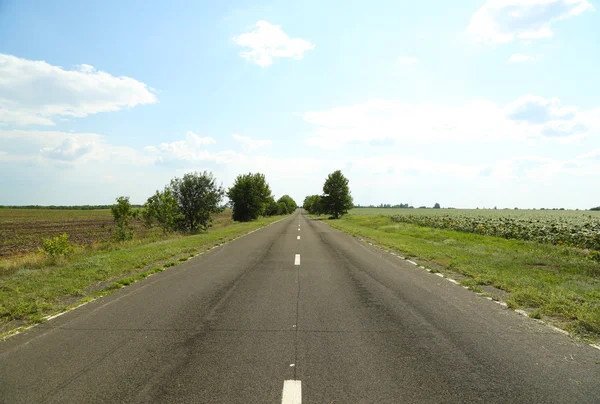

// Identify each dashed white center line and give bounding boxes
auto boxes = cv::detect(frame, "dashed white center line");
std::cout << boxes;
[282,380,302,404]
[298,228,300,231]
[294,254,301,265]
[297,236,300,240]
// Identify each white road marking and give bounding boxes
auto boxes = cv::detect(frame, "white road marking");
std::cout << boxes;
[294,254,301,265]
[515,309,528,316]
[406,260,417,265]
[435,273,444,278]
[298,228,300,231]
[282,380,302,404]
[297,236,300,240]
[447,278,459,285]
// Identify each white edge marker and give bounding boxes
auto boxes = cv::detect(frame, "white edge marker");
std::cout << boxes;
[297,236,300,240]
[294,254,301,266]
[282,380,302,404]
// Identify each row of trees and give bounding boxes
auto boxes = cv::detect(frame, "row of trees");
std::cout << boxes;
[353,203,441,209]
[111,171,297,240]
[227,173,297,221]
[303,170,353,219]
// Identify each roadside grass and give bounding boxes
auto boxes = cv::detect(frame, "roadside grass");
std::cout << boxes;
[324,215,600,342]
[0,215,284,336]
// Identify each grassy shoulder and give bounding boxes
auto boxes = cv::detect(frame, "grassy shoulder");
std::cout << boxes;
[0,215,285,337]
[323,215,600,343]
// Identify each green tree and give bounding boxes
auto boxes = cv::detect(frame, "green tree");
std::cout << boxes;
[143,188,181,233]
[322,170,353,219]
[277,201,288,215]
[227,173,273,222]
[111,196,135,241]
[264,196,279,216]
[170,171,225,232]
[433,203,441,209]
[277,195,297,214]
[303,195,323,215]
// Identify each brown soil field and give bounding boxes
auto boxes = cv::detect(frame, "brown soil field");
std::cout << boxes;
[0,209,233,258]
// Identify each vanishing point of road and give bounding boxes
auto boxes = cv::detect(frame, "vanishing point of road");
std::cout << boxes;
[1,211,600,403]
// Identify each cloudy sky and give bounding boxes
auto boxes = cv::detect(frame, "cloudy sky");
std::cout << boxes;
[0,0,598,209]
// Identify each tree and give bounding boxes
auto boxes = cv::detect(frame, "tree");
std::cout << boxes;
[111,196,135,241]
[143,188,181,233]
[227,173,273,222]
[277,195,297,214]
[322,170,353,219]
[303,195,323,215]
[433,203,441,209]
[264,196,279,216]
[170,171,225,232]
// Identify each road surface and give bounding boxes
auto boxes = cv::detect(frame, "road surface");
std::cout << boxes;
[1,211,600,403]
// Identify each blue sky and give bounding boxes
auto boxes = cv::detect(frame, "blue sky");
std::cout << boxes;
[0,0,599,208]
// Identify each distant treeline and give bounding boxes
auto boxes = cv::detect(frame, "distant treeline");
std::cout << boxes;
[354,204,414,209]
[0,205,144,210]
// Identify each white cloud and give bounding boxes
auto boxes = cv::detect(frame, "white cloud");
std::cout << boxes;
[397,56,419,65]
[232,134,272,152]
[302,95,597,149]
[505,95,576,123]
[145,131,237,164]
[0,53,157,126]
[0,129,155,165]
[233,21,315,67]
[467,0,594,44]
[40,137,95,161]
[508,53,541,62]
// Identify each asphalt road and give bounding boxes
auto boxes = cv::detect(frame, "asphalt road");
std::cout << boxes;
[2,210,600,403]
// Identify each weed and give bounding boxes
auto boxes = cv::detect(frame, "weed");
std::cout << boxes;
[530,309,542,319]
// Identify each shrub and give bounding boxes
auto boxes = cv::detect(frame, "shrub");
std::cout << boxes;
[39,233,73,257]
[111,196,135,241]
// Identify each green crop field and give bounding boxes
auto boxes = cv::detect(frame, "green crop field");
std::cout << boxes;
[349,208,600,256]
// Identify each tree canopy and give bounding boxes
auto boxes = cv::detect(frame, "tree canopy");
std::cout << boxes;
[322,170,353,219]
[227,173,273,222]
[303,195,323,215]
[170,171,225,232]
[277,195,297,214]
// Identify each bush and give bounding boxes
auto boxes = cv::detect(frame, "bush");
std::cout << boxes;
[111,196,135,241]
[228,173,273,222]
[143,188,182,233]
[39,233,73,257]
[170,171,225,232]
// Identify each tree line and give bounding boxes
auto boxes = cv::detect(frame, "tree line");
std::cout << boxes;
[110,171,297,241]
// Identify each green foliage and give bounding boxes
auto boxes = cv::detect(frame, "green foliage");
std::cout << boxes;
[264,196,279,217]
[227,173,273,222]
[303,195,323,215]
[276,201,288,215]
[277,194,297,214]
[170,171,225,232]
[143,188,182,233]
[111,196,135,241]
[39,233,73,257]
[322,170,353,219]
[591,206,600,211]
[433,203,441,209]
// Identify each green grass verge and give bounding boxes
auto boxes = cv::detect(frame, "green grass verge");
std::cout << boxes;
[323,215,600,342]
[0,215,284,336]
